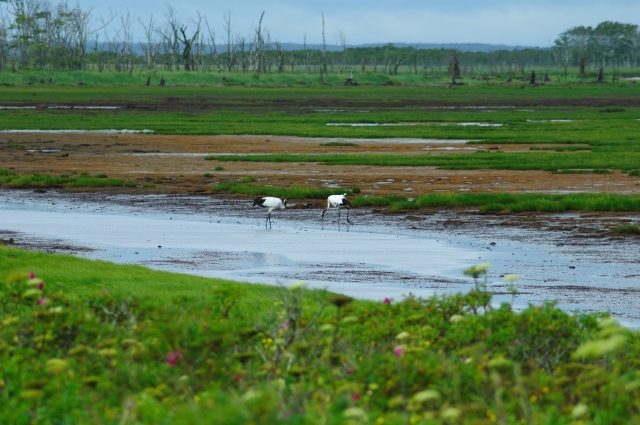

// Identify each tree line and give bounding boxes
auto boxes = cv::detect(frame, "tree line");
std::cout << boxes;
[0,0,638,79]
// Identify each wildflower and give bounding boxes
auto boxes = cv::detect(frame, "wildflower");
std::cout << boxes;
[346,368,354,375]
[167,350,182,367]
[29,271,35,279]
[383,297,391,304]
[440,407,461,420]
[395,331,410,341]
[393,346,404,358]
[289,281,306,290]
[411,389,440,403]
[37,282,44,289]
[352,392,361,401]
[572,404,588,419]
[343,407,367,419]
[279,322,289,330]
[38,298,46,306]
[102,289,108,295]
[233,375,242,382]
[503,273,519,283]
[449,314,464,323]
[463,262,491,278]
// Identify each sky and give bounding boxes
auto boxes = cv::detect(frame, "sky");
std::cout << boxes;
[77,0,640,47]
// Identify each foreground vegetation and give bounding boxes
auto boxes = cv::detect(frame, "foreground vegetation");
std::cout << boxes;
[2,247,640,424]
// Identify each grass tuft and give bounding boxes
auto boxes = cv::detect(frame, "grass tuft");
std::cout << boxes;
[612,224,640,234]
[0,169,135,188]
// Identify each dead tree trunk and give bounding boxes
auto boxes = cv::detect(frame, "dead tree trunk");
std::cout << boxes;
[390,54,405,76]
[529,70,536,84]
[579,57,585,75]
[595,66,604,83]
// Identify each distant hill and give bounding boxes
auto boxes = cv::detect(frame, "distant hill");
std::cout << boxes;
[266,42,534,53]
[129,42,534,55]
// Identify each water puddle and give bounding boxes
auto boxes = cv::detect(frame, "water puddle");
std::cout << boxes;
[2,191,639,327]
[26,149,61,153]
[47,106,119,109]
[527,119,575,123]
[0,129,153,134]
[0,106,36,109]
[456,122,503,127]
[327,122,503,127]
[308,137,482,145]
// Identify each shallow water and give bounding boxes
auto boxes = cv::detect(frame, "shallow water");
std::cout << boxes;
[0,129,153,134]
[1,190,639,327]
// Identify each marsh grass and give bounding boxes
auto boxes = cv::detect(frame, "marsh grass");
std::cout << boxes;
[211,180,353,199]
[354,192,640,212]
[0,169,135,188]
[612,224,640,234]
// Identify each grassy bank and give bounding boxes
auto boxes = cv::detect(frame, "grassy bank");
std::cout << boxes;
[211,181,640,212]
[0,169,136,189]
[2,68,640,88]
[206,150,640,173]
[354,192,640,212]
[2,246,640,424]
[211,180,354,199]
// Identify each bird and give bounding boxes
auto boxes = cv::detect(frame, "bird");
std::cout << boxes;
[321,193,352,228]
[252,197,287,229]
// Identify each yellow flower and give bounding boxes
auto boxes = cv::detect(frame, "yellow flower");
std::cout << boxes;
[46,358,69,375]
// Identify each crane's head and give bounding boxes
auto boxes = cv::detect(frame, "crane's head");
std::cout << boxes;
[283,199,288,207]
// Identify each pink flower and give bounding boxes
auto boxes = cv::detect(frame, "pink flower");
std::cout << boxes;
[37,282,44,290]
[394,347,404,358]
[352,393,361,401]
[233,375,242,382]
[29,271,35,279]
[102,289,108,295]
[383,297,391,304]
[166,350,182,367]
[279,322,289,330]
[346,368,354,375]
[38,298,46,306]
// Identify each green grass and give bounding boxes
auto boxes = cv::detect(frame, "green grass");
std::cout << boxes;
[351,192,640,212]
[3,246,640,423]
[0,169,136,188]
[212,180,353,199]
[206,150,640,173]
[613,224,640,234]
[0,246,311,313]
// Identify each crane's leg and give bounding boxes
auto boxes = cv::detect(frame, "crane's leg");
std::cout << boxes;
[321,209,326,230]
[268,212,272,229]
[346,207,352,225]
[338,209,341,227]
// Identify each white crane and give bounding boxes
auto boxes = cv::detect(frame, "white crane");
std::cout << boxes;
[321,193,353,228]
[252,197,287,229]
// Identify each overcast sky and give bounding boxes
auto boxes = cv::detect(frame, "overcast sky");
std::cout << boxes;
[79,0,640,47]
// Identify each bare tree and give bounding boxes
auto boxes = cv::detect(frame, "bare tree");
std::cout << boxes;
[337,28,348,73]
[204,16,221,72]
[321,12,327,74]
[139,15,157,70]
[223,11,235,73]
[253,11,265,76]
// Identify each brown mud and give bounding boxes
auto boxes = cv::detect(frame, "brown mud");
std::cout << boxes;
[13,94,640,112]
[2,133,639,199]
